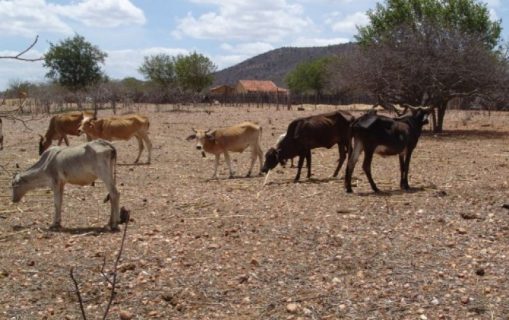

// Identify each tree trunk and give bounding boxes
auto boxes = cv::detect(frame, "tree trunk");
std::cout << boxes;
[435,103,447,133]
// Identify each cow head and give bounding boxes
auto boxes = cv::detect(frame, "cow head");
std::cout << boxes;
[11,173,28,203]
[186,128,213,157]
[261,147,284,173]
[408,106,431,126]
[78,117,97,136]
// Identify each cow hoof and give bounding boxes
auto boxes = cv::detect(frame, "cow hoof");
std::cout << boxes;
[106,225,120,232]
[245,172,251,178]
[346,188,353,193]
[229,175,235,179]
[49,224,62,231]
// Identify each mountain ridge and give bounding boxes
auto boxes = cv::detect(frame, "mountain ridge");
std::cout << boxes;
[212,42,356,88]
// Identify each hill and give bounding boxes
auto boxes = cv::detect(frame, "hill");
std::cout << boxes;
[212,43,356,88]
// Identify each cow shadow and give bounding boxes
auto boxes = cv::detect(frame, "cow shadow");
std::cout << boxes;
[46,226,115,235]
[117,162,151,167]
[264,176,340,186]
[353,185,432,197]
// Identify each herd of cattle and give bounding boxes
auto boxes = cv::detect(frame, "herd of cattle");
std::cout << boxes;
[8,106,431,230]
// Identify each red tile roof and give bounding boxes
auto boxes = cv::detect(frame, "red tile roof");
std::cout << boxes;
[238,80,286,93]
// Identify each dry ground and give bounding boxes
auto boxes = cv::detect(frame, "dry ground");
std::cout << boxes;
[0,104,508,320]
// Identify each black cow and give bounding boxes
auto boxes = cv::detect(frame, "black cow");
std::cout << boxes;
[262,111,354,182]
[344,107,431,193]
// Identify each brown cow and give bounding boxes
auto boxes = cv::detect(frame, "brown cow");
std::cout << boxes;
[39,111,93,155]
[78,114,152,164]
[186,122,263,178]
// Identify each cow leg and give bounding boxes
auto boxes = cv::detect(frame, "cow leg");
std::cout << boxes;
[257,144,263,175]
[86,134,92,142]
[345,139,363,193]
[134,135,144,163]
[98,162,120,231]
[294,154,306,182]
[212,154,220,179]
[333,143,347,178]
[399,154,406,189]
[224,151,235,178]
[50,181,65,230]
[362,148,380,193]
[305,150,312,179]
[63,135,70,146]
[401,151,413,190]
[141,134,152,164]
[246,147,256,177]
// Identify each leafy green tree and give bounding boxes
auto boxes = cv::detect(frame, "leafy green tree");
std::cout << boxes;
[174,52,216,93]
[357,0,501,49]
[285,58,329,96]
[350,0,504,132]
[138,54,176,87]
[44,34,107,92]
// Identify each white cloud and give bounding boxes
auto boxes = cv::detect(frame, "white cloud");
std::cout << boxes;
[173,0,311,43]
[329,11,369,34]
[53,0,146,28]
[0,0,72,36]
[0,0,145,37]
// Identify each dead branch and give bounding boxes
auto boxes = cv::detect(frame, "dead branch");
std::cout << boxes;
[0,35,44,62]
[70,267,88,320]
[69,210,130,320]
[102,215,129,320]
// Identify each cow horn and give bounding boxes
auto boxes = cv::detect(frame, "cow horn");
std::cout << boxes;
[205,129,211,134]
[191,128,197,133]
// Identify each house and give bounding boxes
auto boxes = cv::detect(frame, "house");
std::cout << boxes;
[234,80,288,94]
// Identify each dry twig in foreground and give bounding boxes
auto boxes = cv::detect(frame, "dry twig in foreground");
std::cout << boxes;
[69,208,130,320]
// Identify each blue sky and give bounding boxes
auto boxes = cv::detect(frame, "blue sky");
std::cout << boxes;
[0,0,508,90]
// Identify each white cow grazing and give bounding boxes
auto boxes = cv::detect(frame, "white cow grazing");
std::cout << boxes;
[11,139,120,230]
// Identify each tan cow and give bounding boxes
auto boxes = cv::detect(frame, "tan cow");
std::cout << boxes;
[39,111,94,155]
[79,114,152,164]
[186,122,263,178]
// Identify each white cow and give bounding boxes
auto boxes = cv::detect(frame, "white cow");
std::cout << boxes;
[11,139,120,230]
[186,122,263,178]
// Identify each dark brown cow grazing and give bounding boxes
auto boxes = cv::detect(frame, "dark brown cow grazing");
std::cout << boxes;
[39,111,93,155]
[345,107,431,193]
[262,111,354,182]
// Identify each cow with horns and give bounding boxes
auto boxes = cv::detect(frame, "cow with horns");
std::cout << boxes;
[345,106,432,193]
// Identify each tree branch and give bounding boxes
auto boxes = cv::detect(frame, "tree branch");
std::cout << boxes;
[70,267,88,320]
[0,35,44,61]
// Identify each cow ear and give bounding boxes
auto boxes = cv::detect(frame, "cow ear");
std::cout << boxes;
[205,133,215,141]
[186,134,196,141]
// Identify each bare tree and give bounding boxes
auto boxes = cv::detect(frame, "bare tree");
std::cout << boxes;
[331,22,509,132]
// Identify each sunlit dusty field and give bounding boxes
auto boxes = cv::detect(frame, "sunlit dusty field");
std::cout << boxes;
[1,104,508,319]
